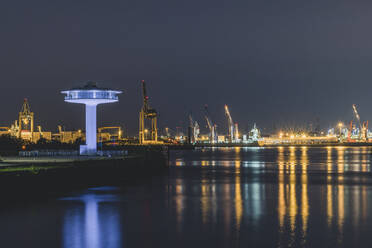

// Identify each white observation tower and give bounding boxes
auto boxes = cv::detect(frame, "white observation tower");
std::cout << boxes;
[61,81,122,155]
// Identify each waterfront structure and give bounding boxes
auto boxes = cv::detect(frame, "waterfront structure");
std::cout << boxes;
[224,105,235,142]
[53,126,83,143]
[98,126,122,143]
[18,99,34,140]
[8,99,53,142]
[139,80,159,144]
[188,114,200,144]
[249,123,260,142]
[204,105,217,144]
[62,82,122,155]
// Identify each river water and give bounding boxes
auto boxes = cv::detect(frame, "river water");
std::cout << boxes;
[1,146,372,247]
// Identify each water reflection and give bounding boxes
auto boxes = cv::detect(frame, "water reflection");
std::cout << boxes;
[3,147,372,248]
[223,183,232,237]
[175,178,184,232]
[167,147,372,247]
[301,147,309,239]
[61,188,121,248]
[4,147,372,248]
[201,183,210,224]
[235,160,242,231]
[172,148,370,237]
[278,147,285,231]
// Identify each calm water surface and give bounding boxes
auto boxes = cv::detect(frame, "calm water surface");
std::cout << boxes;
[1,146,372,247]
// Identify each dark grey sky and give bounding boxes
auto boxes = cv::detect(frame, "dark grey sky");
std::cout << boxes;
[1,0,372,135]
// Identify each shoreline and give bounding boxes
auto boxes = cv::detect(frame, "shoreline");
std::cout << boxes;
[193,142,372,148]
[0,151,168,202]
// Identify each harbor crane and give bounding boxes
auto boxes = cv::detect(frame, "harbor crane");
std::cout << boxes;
[234,123,239,141]
[194,121,200,143]
[224,105,234,142]
[352,104,368,141]
[188,113,200,144]
[139,80,158,144]
[204,105,217,144]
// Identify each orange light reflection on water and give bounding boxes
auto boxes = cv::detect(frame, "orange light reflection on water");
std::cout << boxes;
[301,147,309,238]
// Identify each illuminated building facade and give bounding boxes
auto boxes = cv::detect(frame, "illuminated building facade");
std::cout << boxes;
[62,82,122,155]
[18,98,34,141]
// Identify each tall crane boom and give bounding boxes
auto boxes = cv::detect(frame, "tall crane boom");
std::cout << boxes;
[352,104,368,141]
[224,105,233,124]
[204,105,217,143]
[204,115,212,130]
[352,104,361,129]
[352,104,363,137]
[194,121,200,142]
[188,113,199,144]
[204,105,212,129]
[189,113,195,144]
[224,105,234,142]
[189,114,194,129]
[141,80,149,111]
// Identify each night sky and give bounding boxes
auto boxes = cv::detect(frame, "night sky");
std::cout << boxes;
[1,0,372,136]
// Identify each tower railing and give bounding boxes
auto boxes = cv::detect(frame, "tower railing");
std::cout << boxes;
[63,91,119,100]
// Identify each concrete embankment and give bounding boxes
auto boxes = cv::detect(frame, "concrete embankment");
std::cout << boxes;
[0,151,168,200]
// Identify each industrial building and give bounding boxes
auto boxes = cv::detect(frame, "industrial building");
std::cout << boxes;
[0,97,125,147]
[1,85,372,148]
[1,99,53,143]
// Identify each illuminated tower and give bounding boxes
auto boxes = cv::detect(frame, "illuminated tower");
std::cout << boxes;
[18,98,34,140]
[62,82,122,155]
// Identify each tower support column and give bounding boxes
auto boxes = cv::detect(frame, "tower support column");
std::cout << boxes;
[81,104,97,155]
